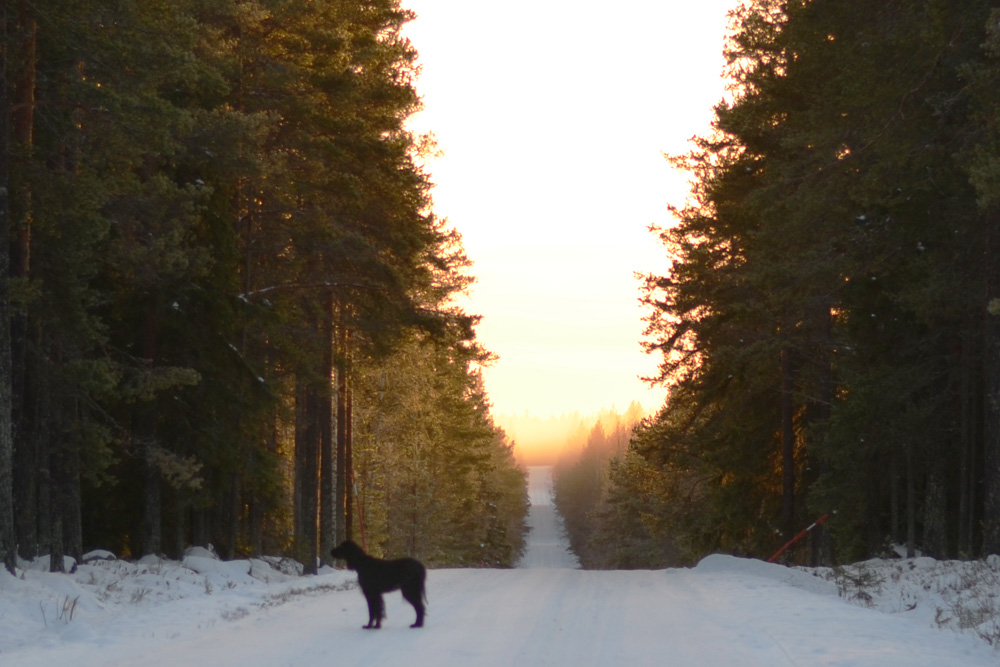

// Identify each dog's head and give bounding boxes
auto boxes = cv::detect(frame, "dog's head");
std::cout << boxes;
[330,540,366,568]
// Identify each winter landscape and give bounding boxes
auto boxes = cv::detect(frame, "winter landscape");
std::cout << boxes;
[1,466,998,666]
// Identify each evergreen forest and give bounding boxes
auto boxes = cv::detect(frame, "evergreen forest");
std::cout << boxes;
[6,0,1000,577]
[0,0,528,573]
[553,0,1000,567]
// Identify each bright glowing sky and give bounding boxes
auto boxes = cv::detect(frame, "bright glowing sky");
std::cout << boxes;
[403,1,735,418]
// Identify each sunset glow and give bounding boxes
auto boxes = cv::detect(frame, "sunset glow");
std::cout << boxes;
[403,1,736,426]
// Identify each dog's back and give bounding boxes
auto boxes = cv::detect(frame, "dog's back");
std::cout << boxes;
[331,540,426,628]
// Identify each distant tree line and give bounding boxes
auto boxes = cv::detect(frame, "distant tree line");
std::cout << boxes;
[0,0,527,573]
[590,0,1000,567]
[500,403,646,467]
[551,406,647,568]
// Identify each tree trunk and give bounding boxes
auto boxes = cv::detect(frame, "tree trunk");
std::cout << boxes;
[807,304,833,567]
[958,329,973,555]
[171,490,185,559]
[319,293,334,564]
[922,437,948,558]
[10,1,36,564]
[295,375,318,574]
[12,359,35,558]
[142,442,162,556]
[294,377,305,559]
[335,317,349,546]
[52,391,82,567]
[0,0,15,573]
[906,441,916,558]
[34,364,50,557]
[140,305,162,557]
[48,391,66,573]
[984,204,1000,554]
[780,347,796,540]
[223,470,238,559]
[890,445,900,545]
[345,376,353,543]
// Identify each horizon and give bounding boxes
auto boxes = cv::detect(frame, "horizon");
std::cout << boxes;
[495,400,651,465]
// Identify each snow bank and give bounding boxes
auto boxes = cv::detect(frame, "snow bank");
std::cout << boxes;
[810,553,1000,647]
[695,553,837,596]
[0,546,354,664]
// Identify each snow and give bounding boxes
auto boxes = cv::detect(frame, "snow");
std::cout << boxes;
[517,466,580,569]
[0,466,996,666]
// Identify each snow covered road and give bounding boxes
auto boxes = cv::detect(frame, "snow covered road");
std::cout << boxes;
[3,465,997,666]
[517,465,580,569]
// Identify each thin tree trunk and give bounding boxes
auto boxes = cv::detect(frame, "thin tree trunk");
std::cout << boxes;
[345,376,353,543]
[890,445,900,545]
[966,358,980,555]
[295,373,319,574]
[34,362,50,557]
[807,305,834,567]
[906,441,916,558]
[923,436,947,558]
[293,376,304,553]
[780,347,795,541]
[12,345,34,559]
[319,292,334,563]
[984,205,1000,554]
[958,329,972,555]
[294,376,308,569]
[143,442,162,556]
[10,1,36,563]
[306,386,320,573]
[171,490,185,559]
[335,310,348,546]
[140,307,161,557]
[48,380,65,572]
[0,0,15,572]
[60,396,82,564]
[224,470,238,559]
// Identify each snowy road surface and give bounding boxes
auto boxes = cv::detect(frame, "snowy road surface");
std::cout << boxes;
[517,465,580,568]
[2,465,997,666]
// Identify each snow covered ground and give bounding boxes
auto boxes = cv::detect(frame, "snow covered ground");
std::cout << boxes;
[517,466,580,569]
[1,466,998,666]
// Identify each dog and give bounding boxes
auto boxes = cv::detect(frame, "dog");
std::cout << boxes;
[330,540,426,629]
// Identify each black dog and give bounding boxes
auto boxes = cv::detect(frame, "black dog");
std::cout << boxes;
[330,540,426,629]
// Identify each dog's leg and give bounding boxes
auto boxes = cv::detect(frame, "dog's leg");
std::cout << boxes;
[402,584,425,628]
[363,592,384,629]
[375,593,386,629]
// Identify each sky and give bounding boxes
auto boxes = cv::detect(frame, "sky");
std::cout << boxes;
[402,1,737,419]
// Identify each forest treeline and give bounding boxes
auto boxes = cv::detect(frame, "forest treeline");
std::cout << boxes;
[550,408,649,568]
[556,0,1000,568]
[0,0,528,574]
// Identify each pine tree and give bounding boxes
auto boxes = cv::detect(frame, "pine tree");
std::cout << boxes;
[0,0,525,569]
[638,0,998,563]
